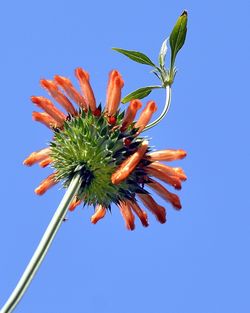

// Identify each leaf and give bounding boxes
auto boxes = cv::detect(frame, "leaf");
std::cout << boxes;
[158,38,168,68]
[112,48,156,67]
[121,86,161,104]
[169,10,188,68]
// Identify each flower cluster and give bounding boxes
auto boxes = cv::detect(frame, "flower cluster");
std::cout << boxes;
[24,68,186,230]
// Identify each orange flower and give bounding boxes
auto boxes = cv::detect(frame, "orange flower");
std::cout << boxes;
[24,68,187,230]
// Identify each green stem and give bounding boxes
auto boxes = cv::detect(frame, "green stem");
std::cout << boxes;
[0,173,82,313]
[143,85,172,132]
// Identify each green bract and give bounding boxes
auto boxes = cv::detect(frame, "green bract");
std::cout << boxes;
[50,108,149,208]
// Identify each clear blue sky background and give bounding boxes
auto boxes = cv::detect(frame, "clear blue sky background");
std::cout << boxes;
[0,1,249,312]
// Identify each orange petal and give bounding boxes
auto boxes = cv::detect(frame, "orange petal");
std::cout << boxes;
[75,68,96,112]
[149,162,187,181]
[23,147,51,166]
[31,96,66,126]
[35,173,58,195]
[146,178,182,210]
[118,201,135,230]
[105,70,119,109]
[147,149,187,162]
[39,157,52,168]
[69,198,82,211]
[54,75,87,109]
[137,193,166,224]
[134,101,157,134]
[121,99,142,131]
[111,141,148,185]
[32,111,59,129]
[172,167,187,181]
[146,166,182,190]
[91,205,106,224]
[127,200,148,227]
[105,71,124,116]
[40,79,77,116]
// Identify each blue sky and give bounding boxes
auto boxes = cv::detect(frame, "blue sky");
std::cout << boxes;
[0,1,249,313]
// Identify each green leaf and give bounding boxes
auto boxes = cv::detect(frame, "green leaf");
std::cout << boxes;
[169,10,188,69]
[158,38,168,68]
[112,48,156,67]
[121,86,161,104]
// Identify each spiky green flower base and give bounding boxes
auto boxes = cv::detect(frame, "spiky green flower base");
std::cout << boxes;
[50,107,149,209]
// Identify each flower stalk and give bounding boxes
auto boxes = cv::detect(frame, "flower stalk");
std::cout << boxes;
[0,173,82,313]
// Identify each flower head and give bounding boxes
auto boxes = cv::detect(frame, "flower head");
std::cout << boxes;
[24,68,187,230]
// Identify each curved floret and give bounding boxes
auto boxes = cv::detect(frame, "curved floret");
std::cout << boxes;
[24,68,187,230]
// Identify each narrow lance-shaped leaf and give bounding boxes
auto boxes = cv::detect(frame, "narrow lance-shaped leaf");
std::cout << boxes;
[112,48,156,67]
[169,11,188,69]
[158,38,168,68]
[121,86,161,104]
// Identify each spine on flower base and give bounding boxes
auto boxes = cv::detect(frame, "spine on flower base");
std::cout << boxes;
[0,173,82,313]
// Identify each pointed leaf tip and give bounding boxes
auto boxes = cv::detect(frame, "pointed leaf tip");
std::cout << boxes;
[169,11,188,69]
[112,48,156,67]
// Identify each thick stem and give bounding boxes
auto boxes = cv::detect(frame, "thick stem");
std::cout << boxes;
[143,85,172,132]
[0,173,82,313]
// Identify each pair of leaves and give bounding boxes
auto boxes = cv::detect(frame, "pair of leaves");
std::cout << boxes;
[113,11,188,103]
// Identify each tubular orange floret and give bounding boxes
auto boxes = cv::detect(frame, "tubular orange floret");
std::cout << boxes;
[127,200,149,227]
[147,149,187,162]
[137,193,166,224]
[54,75,87,109]
[105,70,119,108]
[31,96,66,126]
[121,99,142,131]
[105,73,124,116]
[69,198,82,211]
[39,157,52,168]
[35,173,58,195]
[149,162,187,181]
[23,147,51,166]
[146,178,182,210]
[146,166,182,190]
[134,100,157,134]
[32,112,59,129]
[40,79,77,116]
[111,141,148,185]
[75,68,96,113]
[172,167,187,181]
[91,205,106,224]
[118,201,135,230]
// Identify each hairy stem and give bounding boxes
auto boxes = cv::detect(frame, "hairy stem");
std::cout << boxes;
[0,173,82,313]
[143,85,172,132]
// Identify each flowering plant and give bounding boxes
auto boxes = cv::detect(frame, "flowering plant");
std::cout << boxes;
[0,11,187,313]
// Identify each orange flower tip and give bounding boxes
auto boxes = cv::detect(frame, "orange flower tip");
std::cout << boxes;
[159,216,167,224]
[75,67,89,80]
[131,99,142,110]
[54,75,68,86]
[174,203,182,210]
[40,79,52,89]
[34,187,44,196]
[147,101,157,112]
[114,76,124,88]
[69,200,81,211]
[23,158,32,166]
[30,96,39,103]
[126,223,135,231]
[174,184,182,190]
[111,175,119,185]
[179,150,187,159]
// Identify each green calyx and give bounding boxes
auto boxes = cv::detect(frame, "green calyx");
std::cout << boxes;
[50,107,149,209]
